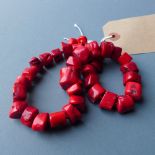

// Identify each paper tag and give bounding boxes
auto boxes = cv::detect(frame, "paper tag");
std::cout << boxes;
[103,14,155,54]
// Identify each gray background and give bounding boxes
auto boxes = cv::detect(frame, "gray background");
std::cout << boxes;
[0,0,155,155]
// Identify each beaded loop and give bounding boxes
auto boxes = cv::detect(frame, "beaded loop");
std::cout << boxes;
[9,45,86,131]
[83,41,142,113]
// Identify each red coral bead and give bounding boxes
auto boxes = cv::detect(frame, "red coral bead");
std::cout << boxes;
[125,82,142,101]
[72,44,81,50]
[61,42,73,59]
[13,83,27,101]
[51,48,63,63]
[32,113,49,131]
[73,45,90,64]
[82,64,96,77]
[77,36,87,45]
[66,56,81,70]
[49,111,67,128]
[116,95,135,113]
[20,106,39,127]
[39,52,53,67]
[120,61,139,74]
[85,41,100,58]
[29,57,43,71]
[118,52,132,65]
[90,60,103,73]
[63,104,81,124]
[22,66,39,81]
[69,95,85,112]
[68,38,78,45]
[66,83,82,96]
[111,46,122,61]
[84,73,99,89]
[14,75,31,90]
[123,71,141,85]
[9,101,28,118]
[59,66,80,90]
[88,83,106,103]
[100,41,114,58]
[99,92,117,110]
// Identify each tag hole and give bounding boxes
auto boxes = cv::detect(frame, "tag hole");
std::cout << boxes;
[109,32,120,41]
[112,34,116,38]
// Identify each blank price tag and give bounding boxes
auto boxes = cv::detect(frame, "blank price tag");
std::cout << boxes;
[103,14,155,54]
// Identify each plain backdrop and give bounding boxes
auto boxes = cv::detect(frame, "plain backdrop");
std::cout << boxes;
[0,0,155,155]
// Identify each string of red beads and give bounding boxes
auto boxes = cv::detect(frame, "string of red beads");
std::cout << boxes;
[9,36,88,132]
[83,41,142,113]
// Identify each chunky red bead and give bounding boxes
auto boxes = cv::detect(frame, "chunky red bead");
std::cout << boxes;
[123,71,141,85]
[111,46,122,61]
[120,61,139,74]
[61,42,73,59]
[66,83,82,96]
[99,92,117,110]
[20,106,39,127]
[85,41,100,58]
[100,41,114,58]
[88,83,106,103]
[29,57,43,71]
[84,73,99,89]
[63,104,81,124]
[125,82,142,101]
[72,44,81,50]
[39,52,53,67]
[66,56,81,70]
[14,75,31,90]
[59,66,80,90]
[82,64,96,77]
[90,60,103,73]
[118,52,132,65]
[51,48,63,63]
[13,83,27,101]
[22,66,39,81]
[9,101,28,118]
[32,113,49,131]
[68,38,78,45]
[73,45,90,64]
[69,95,85,112]
[116,95,135,113]
[49,111,67,128]
[77,36,87,45]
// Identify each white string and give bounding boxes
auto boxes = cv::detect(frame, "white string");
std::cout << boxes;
[64,24,114,42]
[64,37,69,40]
[100,35,114,42]
[63,24,84,41]
[74,24,84,36]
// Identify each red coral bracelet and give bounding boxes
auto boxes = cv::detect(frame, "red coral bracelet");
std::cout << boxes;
[9,44,86,132]
[84,40,142,113]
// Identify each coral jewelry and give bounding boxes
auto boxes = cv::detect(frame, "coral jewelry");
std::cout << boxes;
[9,24,143,132]
[9,24,88,132]
[84,38,142,113]
[63,24,142,113]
